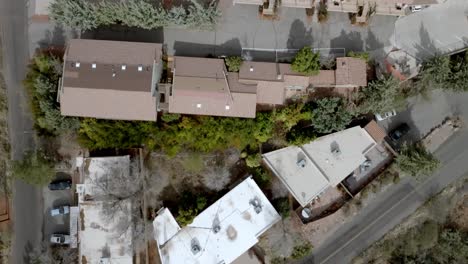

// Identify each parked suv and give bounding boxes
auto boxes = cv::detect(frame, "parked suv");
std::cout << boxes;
[48,180,72,191]
[50,205,70,216]
[50,234,71,245]
[389,123,410,141]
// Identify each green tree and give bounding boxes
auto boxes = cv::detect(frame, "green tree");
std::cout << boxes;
[12,151,55,185]
[286,127,316,146]
[161,113,181,123]
[273,197,291,218]
[354,76,405,114]
[49,0,98,31]
[246,153,261,168]
[429,229,468,264]
[291,47,321,76]
[225,56,243,72]
[395,143,440,177]
[311,97,353,134]
[347,51,370,62]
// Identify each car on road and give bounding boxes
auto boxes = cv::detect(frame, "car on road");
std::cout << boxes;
[410,5,423,12]
[48,180,72,191]
[389,123,411,142]
[375,110,397,121]
[50,205,70,216]
[50,234,71,245]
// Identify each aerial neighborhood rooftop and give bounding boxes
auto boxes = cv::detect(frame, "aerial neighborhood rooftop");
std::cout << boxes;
[3,0,468,264]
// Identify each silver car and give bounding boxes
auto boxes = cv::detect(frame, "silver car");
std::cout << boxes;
[50,234,71,245]
[375,110,397,121]
[50,205,70,217]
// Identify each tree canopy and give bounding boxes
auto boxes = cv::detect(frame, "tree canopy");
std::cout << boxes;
[354,76,405,114]
[311,97,354,134]
[291,47,321,76]
[225,56,243,72]
[12,150,55,185]
[395,143,440,177]
[49,0,221,31]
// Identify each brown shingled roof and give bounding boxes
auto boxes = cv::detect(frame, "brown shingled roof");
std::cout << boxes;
[169,57,257,118]
[309,70,336,87]
[60,39,161,121]
[335,57,367,87]
[364,120,387,144]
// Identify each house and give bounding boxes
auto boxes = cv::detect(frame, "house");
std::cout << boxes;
[153,177,281,264]
[59,39,163,121]
[263,125,380,207]
[168,56,258,118]
[71,156,137,264]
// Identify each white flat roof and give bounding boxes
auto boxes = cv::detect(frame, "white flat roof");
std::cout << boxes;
[77,156,134,264]
[263,126,376,207]
[153,177,280,264]
[302,126,376,186]
[262,146,330,207]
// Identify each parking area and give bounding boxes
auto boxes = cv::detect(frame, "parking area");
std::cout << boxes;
[42,172,74,245]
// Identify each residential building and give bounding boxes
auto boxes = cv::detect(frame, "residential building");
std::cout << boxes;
[153,177,280,264]
[71,156,136,264]
[263,125,382,207]
[167,56,258,118]
[59,39,163,121]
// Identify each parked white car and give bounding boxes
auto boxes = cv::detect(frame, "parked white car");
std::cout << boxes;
[50,234,71,245]
[375,110,397,121]
[410,5,423,12]
[50,205,70,216]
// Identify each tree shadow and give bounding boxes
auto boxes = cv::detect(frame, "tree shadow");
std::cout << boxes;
[330,30,364,54]
[37,25,67,51]
[173,38,242,57]
[81,25,164,44]
[413,23,438,60]
[365,29,384,52]
[286,19,313,50]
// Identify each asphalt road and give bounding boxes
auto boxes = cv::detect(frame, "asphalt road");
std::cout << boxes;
[0,0,42,263]
[304,89,468,264]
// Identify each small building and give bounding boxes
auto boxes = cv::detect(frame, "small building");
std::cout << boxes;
[153,177,280,264]
[73,156,136,264]
[168,56,257,118]
[262,126,377,207]
[59,39,163,121]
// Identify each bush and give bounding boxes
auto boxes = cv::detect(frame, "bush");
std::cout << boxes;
[396,143,440,177]
[49,0,221,31]
[286,127,316,146]
[291,47,321,76]
[354,76,405,115]
[311,97,354,134]
[246,153,261,168]
[176,195,208,226]
[24,53,80,135]
[347,51,370,62]
[161,113,181,123]
[225,56,243,72]
[12,150,55,185]
[291,241,313,260]
[318,1,328,23]
[250,167,271,188]
[273,197,290,218]
[181,153,204,173]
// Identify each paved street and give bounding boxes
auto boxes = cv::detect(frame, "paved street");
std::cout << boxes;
[304,89,468,263]
[0,0,41,263]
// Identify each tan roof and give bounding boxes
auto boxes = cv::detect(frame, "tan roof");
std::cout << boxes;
[281,0,314,8]
[66,39,162,66]
[239,61,280,82]
[335,57,367,87]
[60,39,162,121]
[169,57,257,118]
[60,88,157,121]
[256,81,285,105]
[227,73,257,94]
[284,75,310,89]
[233,0,264,4]
[364,120,387,144]
[309,70,336,86]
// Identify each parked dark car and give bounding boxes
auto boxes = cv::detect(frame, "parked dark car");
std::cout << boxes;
[389,123,410,141]
[48,180,72,191]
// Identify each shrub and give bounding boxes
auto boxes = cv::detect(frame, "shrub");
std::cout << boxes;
[225,56,243,72]
[273,197,290,218]
[291,241,313,260]
[396,143,440,178]
[181,153,204,173]
[161,113,181,123]
[291,47,321,76]
[311,97,354,134]
[354,76,405,115]
[246,153,261,168]
[12,150,55,185]
[347,51,370,62]
[176,195,208,226]
[286,127,316,146]
[250,167,271,188]
[318,1,328,23]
